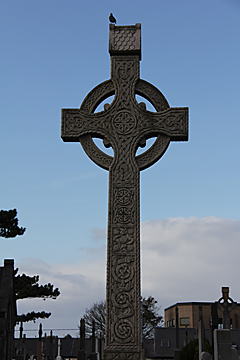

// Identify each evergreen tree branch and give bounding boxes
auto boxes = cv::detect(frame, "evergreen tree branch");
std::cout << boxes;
[0,209,26,238]
[15,272,60,300]
[17,311,51,323]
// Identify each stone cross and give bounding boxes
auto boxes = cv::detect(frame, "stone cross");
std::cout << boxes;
[217,287,237,329]
[61,23,188,360]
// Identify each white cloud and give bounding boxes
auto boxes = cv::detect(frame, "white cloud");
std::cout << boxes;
[141,217,240,309]
[16,257,106,337]
[15,217,240,337]
[91,227,107,241]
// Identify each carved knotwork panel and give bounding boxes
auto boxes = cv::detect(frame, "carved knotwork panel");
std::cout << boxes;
[113,188,134,225]
[107,161,140,346]
[112,227,134,253]
[108,250,138,345]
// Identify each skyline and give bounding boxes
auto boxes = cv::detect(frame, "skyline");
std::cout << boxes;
[1,0,240,337]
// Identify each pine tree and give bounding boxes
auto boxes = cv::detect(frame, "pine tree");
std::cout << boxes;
[0,209,26,238]
[15,269,60,323]
[1,208,60,323]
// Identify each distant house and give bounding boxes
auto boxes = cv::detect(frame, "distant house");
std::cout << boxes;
[0,259,16,360]
[165,301,240,329]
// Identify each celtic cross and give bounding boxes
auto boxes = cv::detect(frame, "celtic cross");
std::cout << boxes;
[61,23,188,360]
[217,287,237,329]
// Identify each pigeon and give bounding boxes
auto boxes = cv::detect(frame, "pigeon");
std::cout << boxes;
[109,13,117,24]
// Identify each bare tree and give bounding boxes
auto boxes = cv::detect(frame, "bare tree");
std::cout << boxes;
[81,296,163,339]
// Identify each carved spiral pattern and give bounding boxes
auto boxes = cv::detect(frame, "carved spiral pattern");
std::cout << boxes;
[114,291,131,308]
[114,319,134,341]
[115,262,134,282]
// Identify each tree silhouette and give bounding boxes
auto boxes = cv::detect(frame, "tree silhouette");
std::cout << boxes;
[1,208,60,323]
[15,269,60,323]
[0,209,26,238]
[82,296,163,339]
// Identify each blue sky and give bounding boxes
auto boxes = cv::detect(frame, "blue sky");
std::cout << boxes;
[1,0,240,338]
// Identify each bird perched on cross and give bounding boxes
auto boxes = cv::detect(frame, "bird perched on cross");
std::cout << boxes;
[109,13,117,24]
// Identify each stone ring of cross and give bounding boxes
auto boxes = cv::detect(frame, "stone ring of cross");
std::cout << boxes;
[79,78,172,171]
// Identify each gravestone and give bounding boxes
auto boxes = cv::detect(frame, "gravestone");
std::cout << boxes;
[37,323,42,360]
[213,329,231,360]
[56,338,63,360]
[0,259,16,360]
[198,305,206,358]
[61,23,189,360]
[78,318,86,360]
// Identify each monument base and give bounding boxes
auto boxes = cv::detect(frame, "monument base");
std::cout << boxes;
[78,350,86,360]
[213,329,231,360]
[103,349,144,360]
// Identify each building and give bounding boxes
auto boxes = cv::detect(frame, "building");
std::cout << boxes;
[0,259,17,360]
[165,301,240,329]
[162,294,240,359]
[153,327,240,359]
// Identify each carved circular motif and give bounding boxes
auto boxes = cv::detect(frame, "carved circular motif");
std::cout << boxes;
[114,207,132,224]
[79,80,170,171]
[115,189,132,206]
[115,262,134,281]
[113,111,136,134]
[114,319,134,340]
[115,291,131,307]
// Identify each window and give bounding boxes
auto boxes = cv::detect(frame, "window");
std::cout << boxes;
[180,317,189,326]
[218,318,233,329]
[166,319,175,327]
[161,340,170,348]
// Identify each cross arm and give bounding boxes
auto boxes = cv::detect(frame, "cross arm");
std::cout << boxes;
[141,107,188,141]
[61,108,109,142]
